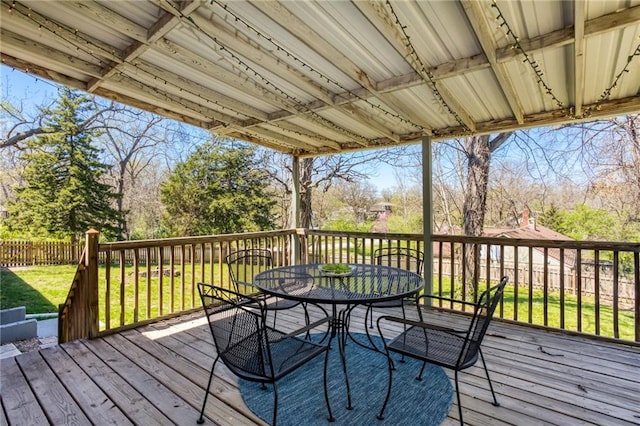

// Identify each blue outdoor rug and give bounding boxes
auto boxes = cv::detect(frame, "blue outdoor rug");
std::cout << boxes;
[239,333,453,425]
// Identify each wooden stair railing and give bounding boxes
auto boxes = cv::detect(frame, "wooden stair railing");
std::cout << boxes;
[58,229,99,343]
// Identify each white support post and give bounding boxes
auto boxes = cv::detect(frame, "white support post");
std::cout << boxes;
[291,155,301,264]
[422,135,433,302]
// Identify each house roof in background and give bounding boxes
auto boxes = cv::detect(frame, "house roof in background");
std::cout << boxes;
[486,223,576,267]
[1,1,639,156]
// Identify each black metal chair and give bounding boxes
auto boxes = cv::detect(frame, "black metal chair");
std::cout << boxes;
[358,248,424,354]
[376,276,509,425]
[225,249,302,326]
[365,247,424,330]
[197,283,334,425]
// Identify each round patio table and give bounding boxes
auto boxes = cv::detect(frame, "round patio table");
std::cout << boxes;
[254,263,424,413]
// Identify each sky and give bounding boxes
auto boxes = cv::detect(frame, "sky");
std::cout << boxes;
[1,64,401,192]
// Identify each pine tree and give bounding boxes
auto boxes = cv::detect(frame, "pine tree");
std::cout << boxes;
[7,89,123,242]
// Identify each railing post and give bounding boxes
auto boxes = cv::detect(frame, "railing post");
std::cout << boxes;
[86,229,100,338]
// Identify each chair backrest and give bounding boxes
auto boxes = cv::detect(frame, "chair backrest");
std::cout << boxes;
[225,249,273,292]
[374,247,424,275]
[459,276,509,367]
[197,283,271,379]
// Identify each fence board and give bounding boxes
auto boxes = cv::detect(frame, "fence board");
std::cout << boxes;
[1,241,82,266]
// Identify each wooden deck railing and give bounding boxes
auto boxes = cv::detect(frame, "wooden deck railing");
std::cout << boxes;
[58,230,99,343]
[58,229,640,344]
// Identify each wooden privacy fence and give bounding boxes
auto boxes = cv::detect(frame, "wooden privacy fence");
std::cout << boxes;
[1,240,83,267]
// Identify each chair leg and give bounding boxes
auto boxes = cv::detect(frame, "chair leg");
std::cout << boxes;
[323,348,335,422]
[479,348,500,407]
[454,370,464,426]
[416,360,427,381]
[197,357,219,424]
[272,382,279,426]
[376,349,394,420]
[399,303,406,363]
[368,305,374,328]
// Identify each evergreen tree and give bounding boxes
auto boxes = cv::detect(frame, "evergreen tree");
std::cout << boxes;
[7,89,123,242]
[160,139,276,236]
[538,203,563,231]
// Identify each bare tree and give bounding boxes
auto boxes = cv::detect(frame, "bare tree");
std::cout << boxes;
[1,98,128,150]
[96,105,175,239]
[572,115,640,239]
[263,149,404,229]
[333,180,377,224]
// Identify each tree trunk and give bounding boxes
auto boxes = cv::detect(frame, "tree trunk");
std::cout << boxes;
[461,133,511,298]
[300,158,314,229]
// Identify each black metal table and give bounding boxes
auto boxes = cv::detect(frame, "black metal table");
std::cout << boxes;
[254,263,424,413]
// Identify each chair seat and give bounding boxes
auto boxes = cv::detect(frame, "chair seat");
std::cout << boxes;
[265,329,328,379]
[228,328,327,381]
[387,326,477,370]
[262,295,300,310]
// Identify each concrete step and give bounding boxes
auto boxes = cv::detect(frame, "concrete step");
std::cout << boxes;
[0,319,38,344]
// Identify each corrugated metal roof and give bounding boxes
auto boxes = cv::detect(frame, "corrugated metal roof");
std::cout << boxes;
[1,0,639,155]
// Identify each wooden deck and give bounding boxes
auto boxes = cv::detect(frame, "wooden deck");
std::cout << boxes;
[1,304,639,425]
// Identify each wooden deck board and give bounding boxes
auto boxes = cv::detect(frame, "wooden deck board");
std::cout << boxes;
[14,350,91,424]
[39,345,133,425]
[62,340,174,424]
[1,305,639,426]
[84,336,202,424]
[0,357,49,425]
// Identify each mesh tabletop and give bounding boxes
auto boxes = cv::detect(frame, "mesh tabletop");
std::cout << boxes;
[254,264,424,305]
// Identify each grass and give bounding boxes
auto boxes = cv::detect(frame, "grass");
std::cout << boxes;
[1,265,77,313]
[433,278,638,341]
[96,263,225,328]
[2,265,637,341]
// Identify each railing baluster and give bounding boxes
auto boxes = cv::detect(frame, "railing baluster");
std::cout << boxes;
[594,249,600,336]
[543,247,549,327]
[105,251,111,331]
[634,251,639,342]
[181,245,186,311]
[613,251,619,339]
[190,244,195,309]
[560,247,565,330]
[576,249,582,333]
[528,246,534,324]
[171,245,176,312]
[146,247,152,319]
[120,250,126,327]
[513,245,519,322]
[499,244,505,317]
[133,249,139,323]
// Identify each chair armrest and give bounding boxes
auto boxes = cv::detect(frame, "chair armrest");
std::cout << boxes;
[378,315,466,336]
[418,294,477,308]
[284,316,332,338]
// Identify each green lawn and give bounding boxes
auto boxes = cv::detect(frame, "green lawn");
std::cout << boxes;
[1,265,76,314]
[2,265,636,341]
[432,278,637,341]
